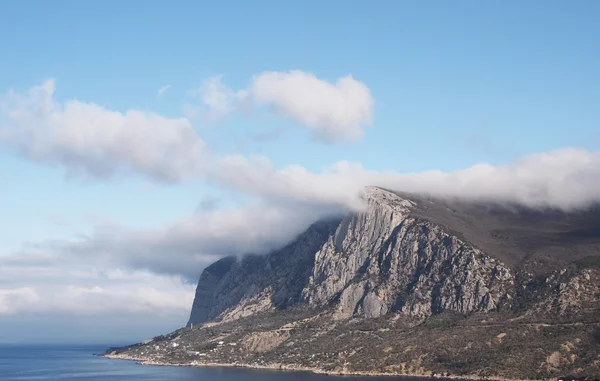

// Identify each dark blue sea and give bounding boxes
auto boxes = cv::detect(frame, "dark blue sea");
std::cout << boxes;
[0,344,430,381]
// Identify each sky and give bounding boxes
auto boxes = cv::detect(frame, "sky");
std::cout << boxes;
[1,0,600,344]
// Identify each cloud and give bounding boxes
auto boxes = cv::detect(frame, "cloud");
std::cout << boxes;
[0,76,371,184]
[247,71,373,142]
[0,80,207,182]
[0,288,38,315]
[0,264,194,316]
[196,195,220,212]
[156,85,171,98]
[207,148,600,211]
[11,200,332,280]
[184,75,242,122]
[186,71,374,143]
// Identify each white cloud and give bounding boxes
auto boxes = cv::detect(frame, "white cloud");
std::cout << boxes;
[247,71,373,142]
[156,84,171,98]
[0,79,206,182]
[208,148,600,211]
[0,266,194,316]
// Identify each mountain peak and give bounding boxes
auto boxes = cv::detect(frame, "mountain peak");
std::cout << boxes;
[360,186,416,209]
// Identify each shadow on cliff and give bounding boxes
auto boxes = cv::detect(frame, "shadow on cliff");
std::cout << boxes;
[187,217,342,325]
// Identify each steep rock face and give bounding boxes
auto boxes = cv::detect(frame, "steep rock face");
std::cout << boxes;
[187,219,340,325]
[301,187,514,318]
[188,256,237,324]
[188,187,516,325]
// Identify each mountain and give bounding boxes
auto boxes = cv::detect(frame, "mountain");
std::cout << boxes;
[105,187,600,380]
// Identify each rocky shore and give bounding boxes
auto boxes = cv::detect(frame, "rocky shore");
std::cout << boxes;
[102,352,541,381]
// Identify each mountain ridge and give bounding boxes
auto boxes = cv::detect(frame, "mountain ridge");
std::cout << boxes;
[105,186,600,380]
[187,186,600,325]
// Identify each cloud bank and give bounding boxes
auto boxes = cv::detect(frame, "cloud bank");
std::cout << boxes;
[0,200,329,316]
[4,201,332,280]
[208,148,600,211]
[0,80,206,182]
[0,263,193,316]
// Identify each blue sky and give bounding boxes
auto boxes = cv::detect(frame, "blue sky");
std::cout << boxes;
[1,0,599,343]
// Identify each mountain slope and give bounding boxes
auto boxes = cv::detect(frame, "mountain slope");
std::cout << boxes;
[402,190,600,274]
[107,187,600,380]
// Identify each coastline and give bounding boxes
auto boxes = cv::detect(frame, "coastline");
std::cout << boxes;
[101,353,543,381]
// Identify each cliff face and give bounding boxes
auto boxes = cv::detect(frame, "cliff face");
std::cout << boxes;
[301,187,514,319]
[189,187,516,325]
[188,218,341,325]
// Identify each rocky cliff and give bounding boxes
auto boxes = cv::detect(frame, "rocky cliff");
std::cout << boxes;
[187,217,340,324]
[109,187,600,380]
[189,187,516,325]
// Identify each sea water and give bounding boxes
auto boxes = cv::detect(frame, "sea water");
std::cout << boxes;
[0,344,433,381]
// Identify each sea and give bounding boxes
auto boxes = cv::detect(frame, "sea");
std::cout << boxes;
[0,344,430,381]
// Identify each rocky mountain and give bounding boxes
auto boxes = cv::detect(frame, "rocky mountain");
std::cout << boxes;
[105,187,600,380]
